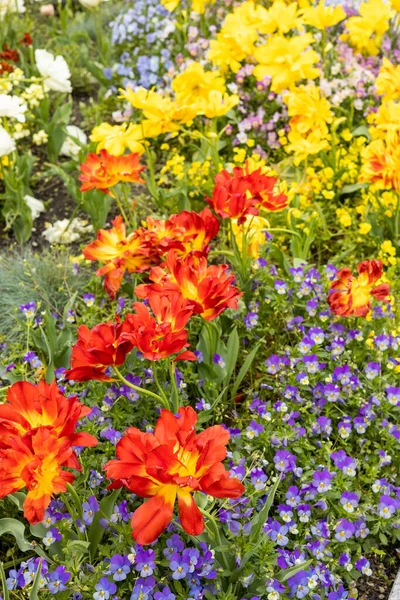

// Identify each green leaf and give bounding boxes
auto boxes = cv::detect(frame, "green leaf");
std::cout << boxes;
[340,182,368,196]
[66,540,90,554]
[351,125,371,140]
[230,343,260,403]
[0,562,10,600]
[8,492,26,511]
[276,559,313,583]
[29,558,42,600]
[249,475,281,543]
[81,189,112,231]
[224,327,239,386]
[0,518,32,551]
[88,489,121,562]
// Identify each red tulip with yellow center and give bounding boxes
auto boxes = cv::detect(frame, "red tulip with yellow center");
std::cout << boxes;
[104,406,244,545]
[122,292,196,361]
[135,250,242,321]
[207,161,289,224]
[0,380,97,446]
[328,260,390,317]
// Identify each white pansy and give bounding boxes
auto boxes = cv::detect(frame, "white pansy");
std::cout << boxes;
[0,126,16,156]
[0,94,27,122]
[60,125,87,159]
[35,49,72,94]
[24,195,45,220]
[42,218,92,244]
[0,0,25,18]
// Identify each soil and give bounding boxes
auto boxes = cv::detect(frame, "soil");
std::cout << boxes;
[356,548,400,600]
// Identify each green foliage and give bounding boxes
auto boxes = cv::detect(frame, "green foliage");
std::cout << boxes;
[0,250,86,341]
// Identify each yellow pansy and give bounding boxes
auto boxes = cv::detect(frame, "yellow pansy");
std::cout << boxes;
[359,222,372,234]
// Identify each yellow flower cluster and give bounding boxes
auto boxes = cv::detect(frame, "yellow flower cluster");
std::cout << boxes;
[283,84,333,161]
[161,0,215,14]
[341,0,393,56]
[159,153,185,182]
[254,34,320,93]
[92,62,238,155]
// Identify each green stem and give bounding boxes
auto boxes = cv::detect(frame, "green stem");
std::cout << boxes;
[152,366,170,408]
[200,509,230,571]
[114,366,167,407]
[169,360,180,414]
[113,189,130,226]
[208,250,234,258]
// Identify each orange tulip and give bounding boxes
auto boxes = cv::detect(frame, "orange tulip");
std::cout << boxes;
[0,381,97,523]
[145,207,219,257]
[79,150,145,195]
[135,250,242,321]
[104,406,244,545]
[0,380,97,449]
[328,260,390,317]
[83,216,159,299]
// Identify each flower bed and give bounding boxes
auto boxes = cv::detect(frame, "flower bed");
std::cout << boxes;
[0,0,400,599]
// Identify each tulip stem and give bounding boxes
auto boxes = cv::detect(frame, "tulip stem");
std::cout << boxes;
[113,191,130,227]
[114,367,168,408]
[152,367,170,408]
[169,360,180,413]
[208,250,234,258]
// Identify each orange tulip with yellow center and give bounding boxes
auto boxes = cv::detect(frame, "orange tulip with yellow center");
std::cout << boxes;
[104,406,244,545]
[360,132,400,192]
[83,216,159,299]
[144,207,219,258]
[135,250,242,321]
[0,381,97,523]
[79,150,145,195]
[328,260,390,317]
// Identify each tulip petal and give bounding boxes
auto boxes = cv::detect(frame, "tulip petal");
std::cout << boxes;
[131,486,176,545]
[177,490,204,536]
